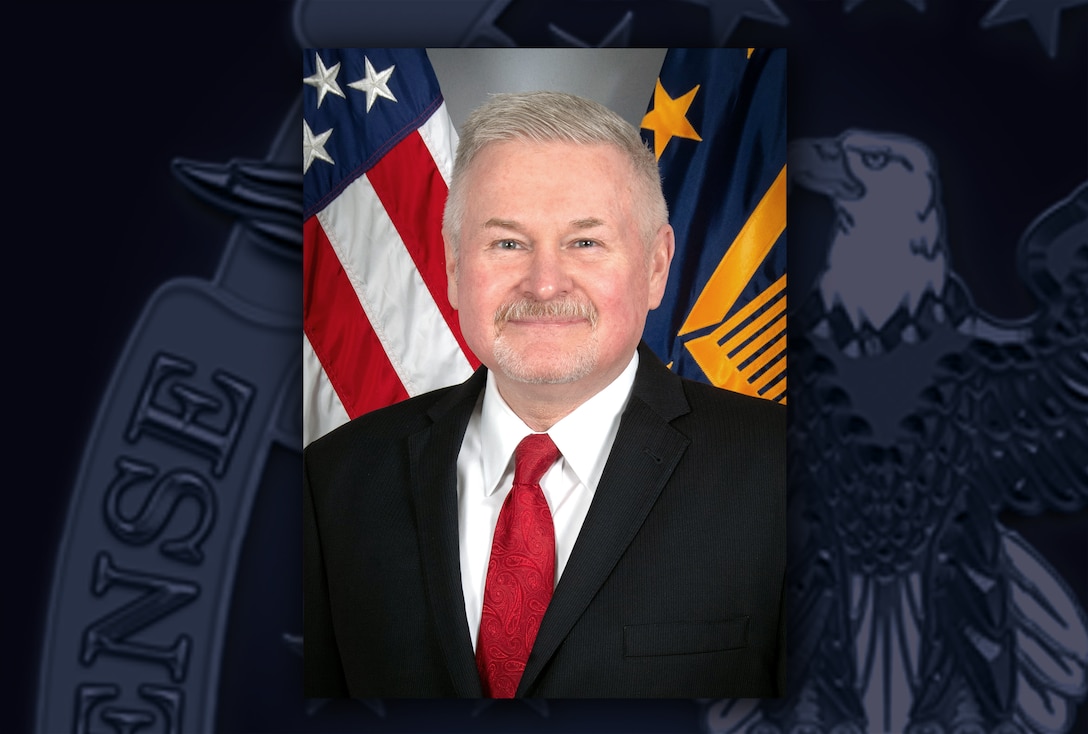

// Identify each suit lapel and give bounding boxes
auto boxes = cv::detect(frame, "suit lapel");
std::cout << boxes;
[408,369,486,697]
[518,345,691,695]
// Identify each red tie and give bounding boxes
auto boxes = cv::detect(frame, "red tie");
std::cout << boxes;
[476,433,561,698]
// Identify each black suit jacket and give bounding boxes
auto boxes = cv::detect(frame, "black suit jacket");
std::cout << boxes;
[304,343,786,698]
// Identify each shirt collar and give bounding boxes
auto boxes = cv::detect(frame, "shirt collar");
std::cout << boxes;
[478,351,640,497]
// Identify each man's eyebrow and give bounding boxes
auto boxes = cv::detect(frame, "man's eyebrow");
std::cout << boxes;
[483,218,524,232]
[483,217,607,231]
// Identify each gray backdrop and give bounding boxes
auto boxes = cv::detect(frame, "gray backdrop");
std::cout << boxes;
[427,48,668,130]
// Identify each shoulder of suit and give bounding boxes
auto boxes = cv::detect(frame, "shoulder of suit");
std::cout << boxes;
[676,377,786,428]
[305,382,461,458]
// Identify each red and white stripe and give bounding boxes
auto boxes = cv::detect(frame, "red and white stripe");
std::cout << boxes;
[303,102,480,446]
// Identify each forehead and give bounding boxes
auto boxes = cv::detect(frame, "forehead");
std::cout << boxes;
[460,140,636,223]
[452,140,647,246]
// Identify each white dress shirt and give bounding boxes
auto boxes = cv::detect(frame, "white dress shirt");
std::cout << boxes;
[456,351,639,651]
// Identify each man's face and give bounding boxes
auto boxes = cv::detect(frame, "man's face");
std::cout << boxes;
[446,140,673,394]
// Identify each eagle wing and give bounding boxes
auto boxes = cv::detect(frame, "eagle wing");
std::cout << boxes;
[927,182,1088,516]
[913,182,1088,732]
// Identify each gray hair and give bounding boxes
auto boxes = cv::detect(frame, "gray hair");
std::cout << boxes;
[442,90,668,251]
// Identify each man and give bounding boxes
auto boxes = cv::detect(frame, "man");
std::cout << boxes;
[303,91,786,698]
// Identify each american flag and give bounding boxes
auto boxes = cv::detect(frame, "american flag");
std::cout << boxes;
[302,48,479,446]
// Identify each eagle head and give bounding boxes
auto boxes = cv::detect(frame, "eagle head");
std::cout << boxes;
[789,130,949,332]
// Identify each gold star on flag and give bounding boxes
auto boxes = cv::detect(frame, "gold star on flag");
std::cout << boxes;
[640,80,702,160]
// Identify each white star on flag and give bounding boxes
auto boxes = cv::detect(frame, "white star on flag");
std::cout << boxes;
[303,53,346,108]
[303,120,334,174]
[348,56,397,112]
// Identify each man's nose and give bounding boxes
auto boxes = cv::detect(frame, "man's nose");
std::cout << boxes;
[522,246,572,300]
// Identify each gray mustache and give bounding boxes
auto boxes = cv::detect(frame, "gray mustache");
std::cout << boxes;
[494,299,599,328]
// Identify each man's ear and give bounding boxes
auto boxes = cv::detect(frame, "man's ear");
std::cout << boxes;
[647,224,675,310]
[444,234,459,309]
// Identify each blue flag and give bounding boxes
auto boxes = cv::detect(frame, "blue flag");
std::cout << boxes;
[640,48,787,402]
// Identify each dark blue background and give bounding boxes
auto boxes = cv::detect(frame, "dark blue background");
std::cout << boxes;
[12,1,1085,732]
[12,3,298,731]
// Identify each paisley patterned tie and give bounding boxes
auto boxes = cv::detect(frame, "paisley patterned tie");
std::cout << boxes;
[476,433,561,698]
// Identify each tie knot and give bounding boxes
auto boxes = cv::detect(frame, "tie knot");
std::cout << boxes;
[513,433,561,486]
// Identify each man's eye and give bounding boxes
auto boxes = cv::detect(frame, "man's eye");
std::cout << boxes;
[495,240,520,250]
[572,239,598,248]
